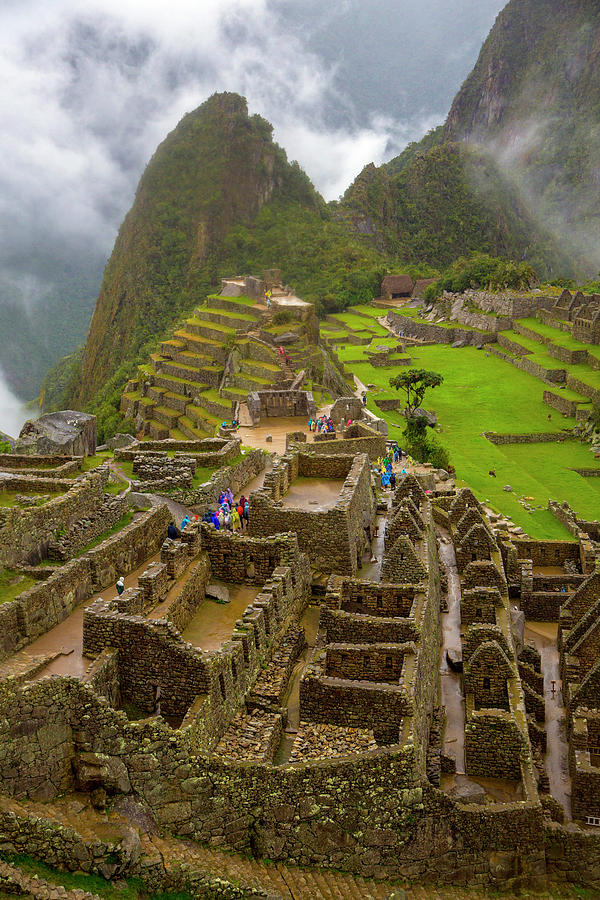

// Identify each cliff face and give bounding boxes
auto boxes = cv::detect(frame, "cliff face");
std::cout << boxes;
[340,141,571,277]
[75,92,319,404]
[445,0,600,273]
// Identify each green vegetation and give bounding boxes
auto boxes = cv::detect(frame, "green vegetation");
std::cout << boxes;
[347,333,598,538]
[341,144,571,278]
[75,511,135,555]
[389,369,444,417]
[424,254,538,303]
[0,489,65,508]
[0,568,38,604]
[1,853,194,900]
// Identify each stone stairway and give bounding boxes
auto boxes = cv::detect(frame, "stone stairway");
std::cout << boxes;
[0,793,581,900]
[121,294,293,440]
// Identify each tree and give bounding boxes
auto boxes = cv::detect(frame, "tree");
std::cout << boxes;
[389,369,443,418]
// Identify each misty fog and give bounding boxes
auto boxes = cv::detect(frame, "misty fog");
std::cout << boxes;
[0,0,505,433]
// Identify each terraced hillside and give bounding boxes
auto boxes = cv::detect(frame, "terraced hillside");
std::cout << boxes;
[121,294,301,439]
[319,299,600,540]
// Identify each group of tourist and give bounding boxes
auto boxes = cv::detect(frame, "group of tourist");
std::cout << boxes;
[308,415,335,434]
[376,444,405,491]
[202,489,250,532]
[221,419,239,430]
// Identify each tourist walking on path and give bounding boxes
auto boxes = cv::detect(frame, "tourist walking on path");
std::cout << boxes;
[116,576,125,596]
[231,506,241,532]
[167,521,179,539]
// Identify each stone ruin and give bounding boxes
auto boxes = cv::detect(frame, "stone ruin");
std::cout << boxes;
[0,428,599,895]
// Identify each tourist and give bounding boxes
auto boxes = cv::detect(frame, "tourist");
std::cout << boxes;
[226,488,234,507]
[285,353,290,366]
[116,576,125,596]
[381,471,390,490]
[223,506,231,530]
[243,498,250,526]
[237,500,245,529]
[400,467,407,476]
[202,511,212,524]
[231,505,241,532]
[362,391,367,405]
[180,515,190,531]
[167,521,179,539]
[217,508,225,529]
[211,511,220,530]
[390,471,397,490]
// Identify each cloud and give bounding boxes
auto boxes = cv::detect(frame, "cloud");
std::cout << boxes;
[0,0,506,419]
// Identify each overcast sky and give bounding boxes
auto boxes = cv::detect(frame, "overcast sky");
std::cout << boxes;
[0,0,505,427]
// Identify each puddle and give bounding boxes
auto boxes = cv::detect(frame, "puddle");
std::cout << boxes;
[279,477,345,511]
[182,582,261,651]
[438,534,466,775]
[238,417,315,454]
[525,621,572,819]
[17,554,162,681]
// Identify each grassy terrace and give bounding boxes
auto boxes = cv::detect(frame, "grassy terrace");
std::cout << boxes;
[501,330,600,391]
[352,342,600,539]
[517,317,600,361]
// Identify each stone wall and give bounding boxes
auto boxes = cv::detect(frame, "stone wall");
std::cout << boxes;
[386,311,494,346]
[247,390,316,424]
[167,449,268,510]
[288,423,386,461]
[0,505,170,663]
[543,390,581,417]
[325,641,413,682]
[115,438,240,467]
[483,431,570,445]
[249,451,375,575]
[465,708,526,779]
[0,469,108,566]
[47,495,128,561]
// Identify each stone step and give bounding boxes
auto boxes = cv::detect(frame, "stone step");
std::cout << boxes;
[231,371,274,392]
[173,329,229,361]
[159,359,218,387]
[221,385,249,402]
[194,390,235,420]
[145,419,170,440]
[185,317,236,341]
[152,405,181,428]
[150,372,209,400]
[178,415,211,440]
[146,385,189,413]
[209,295,261,317]
[194,305,260,330]
[186,404,221,434]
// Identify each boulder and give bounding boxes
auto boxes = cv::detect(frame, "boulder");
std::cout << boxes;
[15,410,97,456]
[277,331,300,345]
[107,433,137,450]
[446,648,463,673]
[451,776,486,804]
[206,583,230,604]
[503,484,513,492]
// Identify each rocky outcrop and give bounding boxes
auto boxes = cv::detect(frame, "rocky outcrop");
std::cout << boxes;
[15,411,97,457]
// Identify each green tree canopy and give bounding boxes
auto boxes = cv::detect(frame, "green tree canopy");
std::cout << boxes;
[389,369,444,417]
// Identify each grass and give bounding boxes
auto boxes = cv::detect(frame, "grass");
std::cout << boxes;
[75,511,135,555]
[2,853,194,900]
[104,472,128,495]
[81,450,114,472]
[352,343,596,539]
[0,489,66,508]
[0,567,38,604]
[192,465,219,487]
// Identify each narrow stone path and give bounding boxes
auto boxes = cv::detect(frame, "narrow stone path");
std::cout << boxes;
[437,532,465,775]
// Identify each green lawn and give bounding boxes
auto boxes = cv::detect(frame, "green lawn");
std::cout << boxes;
[0,490,66,508]
[81,450,114,472]
[354,344,599,538]
[0,568,39,604]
